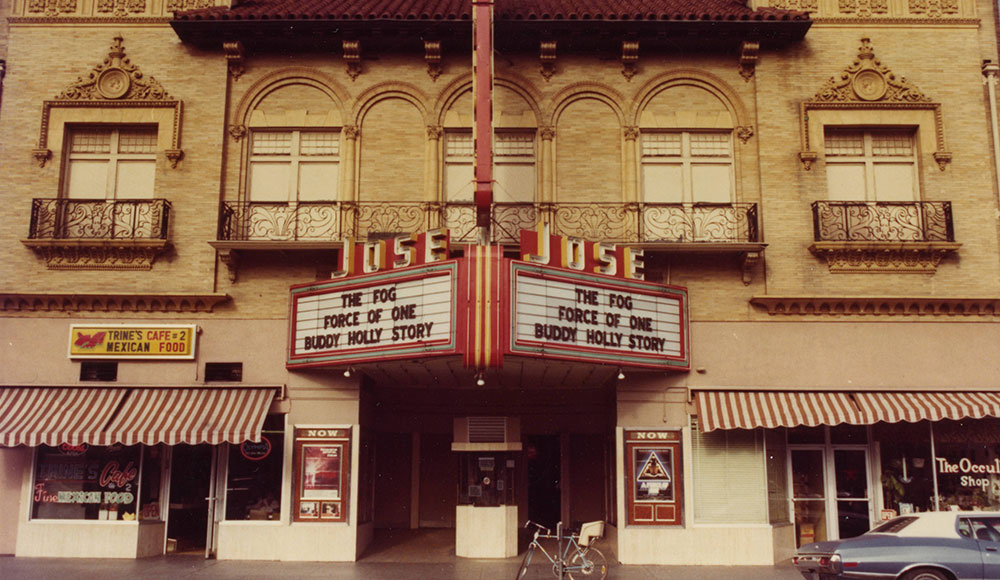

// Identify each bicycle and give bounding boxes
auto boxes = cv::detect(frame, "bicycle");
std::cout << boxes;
[515,520,608,579]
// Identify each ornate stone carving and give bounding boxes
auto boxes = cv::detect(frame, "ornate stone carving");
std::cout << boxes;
[808,241,961,273]
[21,239,170,270]
[539,126,555,141]
[540,41,557,81]
[738,41,759,82]
[165,149,184,168]
[812,39,928,104]
[839,0,888,17]
[96,0,146,16]
[736,126,754,144]
[426,125,444,140]
[621,41,639,81]
[56,35,170,101]
[343,125,361,140]
[0,291,229,313]
[909,0,959,17]
[343,40,362,81]
[228,124,246,141]
[224,41,245,80]
[32,147,52,167]
[750,296,1000,317]
[165,0,213,12]
[624,126,640,141]
[27,0,77,15]
[424,41,442,81]
[799,38,951,170]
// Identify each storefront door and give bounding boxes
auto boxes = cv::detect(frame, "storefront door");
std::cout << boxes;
[166,445,217,556]
[790,443,873,546]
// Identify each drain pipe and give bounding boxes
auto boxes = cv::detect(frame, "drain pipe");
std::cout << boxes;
[983,62,1000,217]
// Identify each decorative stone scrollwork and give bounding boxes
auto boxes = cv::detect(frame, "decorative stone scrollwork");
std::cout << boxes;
[769,0,818,10]
[343,125,361,140]
[839,0,888,17]
[799,38,951,170]
[738,41,759,82]
[57,35,170,101]
[424,41,442,81]
[165,149,184,168]
[27,0,77,16]
[32,148,52,168]
[539,126,555,141]
[343,40,362,81]
[808,242,961,273]
[96,0,146,17]
[621,41,639,81]
[736,126,754,144]
[426,125,444,140]
[228,124,247,141]
[224,41,245,81]
[624,126,640,141]
[540,41,557,81]
[908,0,959,17]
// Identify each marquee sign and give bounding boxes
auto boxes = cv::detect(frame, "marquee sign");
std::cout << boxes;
[508,262,688,370]
[288,261,459,368]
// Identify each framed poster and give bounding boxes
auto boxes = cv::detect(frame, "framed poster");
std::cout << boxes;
[292,427,350,523]
[624,429,682,526]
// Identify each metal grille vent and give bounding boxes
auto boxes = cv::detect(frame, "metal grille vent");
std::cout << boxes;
[80,361,118,382]
[468,417,507,443]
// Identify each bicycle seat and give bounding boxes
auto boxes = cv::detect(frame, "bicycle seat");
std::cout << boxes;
[578,521,605,547]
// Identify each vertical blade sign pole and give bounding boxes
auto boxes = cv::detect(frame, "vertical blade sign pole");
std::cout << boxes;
[472,0,495,237]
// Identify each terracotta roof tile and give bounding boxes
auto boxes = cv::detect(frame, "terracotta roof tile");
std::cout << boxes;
[174,0,809,22]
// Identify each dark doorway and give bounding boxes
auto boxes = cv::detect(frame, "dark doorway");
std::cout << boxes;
[526,434,561,528]
[374,431,412,529]
[167,445,213,554]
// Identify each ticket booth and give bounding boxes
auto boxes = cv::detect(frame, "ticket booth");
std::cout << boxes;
[452,417,521,558]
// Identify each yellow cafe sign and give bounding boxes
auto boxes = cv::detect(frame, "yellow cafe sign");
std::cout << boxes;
[68,324,197,359]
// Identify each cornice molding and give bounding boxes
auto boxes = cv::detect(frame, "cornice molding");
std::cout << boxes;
[0,292,230,313]
[810,17,979,25]
[10,16,171,24]
[750,296,1000,316]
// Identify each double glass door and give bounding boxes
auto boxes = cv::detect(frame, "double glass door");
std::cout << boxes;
[791,446,872,546]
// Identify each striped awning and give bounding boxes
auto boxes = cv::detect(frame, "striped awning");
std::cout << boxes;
[0,387,275,447]
[102,387,275,446]
[855,392,1000,424]
[696,391,867,432]
[0,388,128,446]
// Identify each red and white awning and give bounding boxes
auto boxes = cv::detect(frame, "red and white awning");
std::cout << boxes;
[0,387,275,447]
[696,391,865,432]
[696,390,1000,432]
[0,387,128,446]
[100,387,274,446]
[854,391,1000,424]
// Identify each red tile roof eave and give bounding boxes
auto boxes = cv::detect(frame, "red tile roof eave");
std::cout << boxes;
[175,13,809,25]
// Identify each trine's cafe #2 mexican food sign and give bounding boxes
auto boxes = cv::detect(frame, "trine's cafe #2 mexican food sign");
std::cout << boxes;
[287,226,688,371]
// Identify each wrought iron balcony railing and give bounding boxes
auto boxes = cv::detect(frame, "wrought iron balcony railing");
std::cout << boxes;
[28,198,171,240]
[812,201,954,243]
[219,201,761,246]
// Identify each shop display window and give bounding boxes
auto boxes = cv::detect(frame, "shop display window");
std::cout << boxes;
[225,415,285,521]
[765,429,790,524]
[138,445,165,520]
[32,443,141,521]
[692,424,767,524]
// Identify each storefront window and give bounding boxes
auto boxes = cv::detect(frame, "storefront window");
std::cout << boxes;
[933,419,1000,511]
[765,429,790,524]
[692,425,767,524]
[225,414,285,521]
[138,445,165,520]
[32,444,141,520]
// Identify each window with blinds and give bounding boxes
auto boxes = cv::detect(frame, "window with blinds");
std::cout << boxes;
[824,129,917,201]
[641,131,734,204]
[443,131,536,203]
[66,126,157,199]
[248,130,340,202]
[691,417,768,524]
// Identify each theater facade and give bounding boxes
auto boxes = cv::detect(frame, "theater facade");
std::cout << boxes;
[2,0,1000,567]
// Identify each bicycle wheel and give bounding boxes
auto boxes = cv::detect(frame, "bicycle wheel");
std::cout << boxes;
[516,545,536,579]
[567,547,607,580]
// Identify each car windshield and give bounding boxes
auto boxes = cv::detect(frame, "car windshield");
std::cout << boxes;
[868,517,918,534]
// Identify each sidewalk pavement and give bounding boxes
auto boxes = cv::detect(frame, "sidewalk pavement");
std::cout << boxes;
[0,555,805,580]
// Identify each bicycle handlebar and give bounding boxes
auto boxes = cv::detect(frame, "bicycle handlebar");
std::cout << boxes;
[523,520,552,535]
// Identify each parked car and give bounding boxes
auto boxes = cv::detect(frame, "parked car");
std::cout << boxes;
[793,511,1000,580]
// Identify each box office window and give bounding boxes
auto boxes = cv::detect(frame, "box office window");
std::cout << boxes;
[32,444,143,521]
[225,414,285,521]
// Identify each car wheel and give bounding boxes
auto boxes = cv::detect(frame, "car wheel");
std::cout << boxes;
[901,568,949,580]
